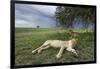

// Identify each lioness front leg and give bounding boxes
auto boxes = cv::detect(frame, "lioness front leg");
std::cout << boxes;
[67,48,78,56]
[56,47,65,59]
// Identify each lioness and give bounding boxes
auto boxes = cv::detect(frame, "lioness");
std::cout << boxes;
[69,30,79,37]
[32,38,78,59]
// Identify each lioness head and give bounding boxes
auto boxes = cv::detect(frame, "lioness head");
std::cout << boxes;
[71,38,78,47]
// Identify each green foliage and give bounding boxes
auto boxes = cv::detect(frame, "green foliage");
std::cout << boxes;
[55,6,95,28]
[15,28,95,65]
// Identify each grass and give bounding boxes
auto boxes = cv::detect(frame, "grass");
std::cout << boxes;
[15,28,95,66]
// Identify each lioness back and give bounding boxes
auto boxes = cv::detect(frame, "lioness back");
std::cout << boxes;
[45,40,69,48]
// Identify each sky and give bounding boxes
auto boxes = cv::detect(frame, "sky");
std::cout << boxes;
[15,4,57,28]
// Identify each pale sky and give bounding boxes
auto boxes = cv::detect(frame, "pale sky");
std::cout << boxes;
[15,4,57,28]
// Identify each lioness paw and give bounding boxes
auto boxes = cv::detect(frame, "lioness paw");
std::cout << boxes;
[32,50,36,54]
[56,55,62,59]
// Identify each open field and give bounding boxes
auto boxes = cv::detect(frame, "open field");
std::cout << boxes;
[15,28,95,66]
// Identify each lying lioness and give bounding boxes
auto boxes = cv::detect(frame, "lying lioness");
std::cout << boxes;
[32,38,78,59]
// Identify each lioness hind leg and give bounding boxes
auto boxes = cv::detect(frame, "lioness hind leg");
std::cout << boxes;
[38,45,50,54]
[32,42,50,54]
[32,49,39,54]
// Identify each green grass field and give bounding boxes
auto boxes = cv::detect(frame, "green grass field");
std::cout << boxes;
[15,28,95,66]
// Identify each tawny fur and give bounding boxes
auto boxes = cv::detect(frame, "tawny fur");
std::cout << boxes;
[32,38,78,59]
[69,30,79,37]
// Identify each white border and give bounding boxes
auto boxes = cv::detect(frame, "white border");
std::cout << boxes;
[0,0,99,69]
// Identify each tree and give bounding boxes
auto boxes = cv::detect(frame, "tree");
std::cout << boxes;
[55,6,95,28]
[37,25,40,28]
